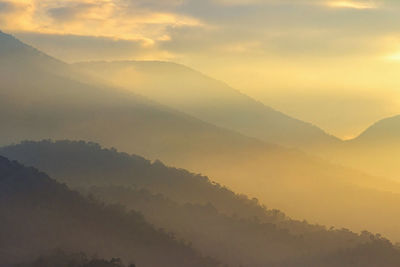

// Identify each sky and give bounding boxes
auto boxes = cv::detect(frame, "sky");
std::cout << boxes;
[1,0,400,139]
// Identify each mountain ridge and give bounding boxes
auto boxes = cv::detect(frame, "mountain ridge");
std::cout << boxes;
[75,60,341,149]
[351,114,400,143]
[323,114,400,181]
[4,140,400,242]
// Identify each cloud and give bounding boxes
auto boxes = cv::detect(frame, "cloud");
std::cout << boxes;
[46,2,101,22]
[0,0,203,43]
[2,0,396,63]
[1,0,397,61]
[0,1,20,13]
[325,0,378,9]
[0,0,34,30]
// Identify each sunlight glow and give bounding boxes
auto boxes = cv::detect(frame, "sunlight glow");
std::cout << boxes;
[326,0,377,9]
[384,51,400,61]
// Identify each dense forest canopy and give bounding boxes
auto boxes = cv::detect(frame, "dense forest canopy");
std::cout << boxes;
[14,251,135,267]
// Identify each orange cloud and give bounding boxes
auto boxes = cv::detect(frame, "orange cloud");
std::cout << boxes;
[0,0,203,44]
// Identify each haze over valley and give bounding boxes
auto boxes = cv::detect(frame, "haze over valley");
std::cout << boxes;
[1,1,400,266]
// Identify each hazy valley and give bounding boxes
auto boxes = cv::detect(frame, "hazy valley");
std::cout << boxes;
[1,1,400,265]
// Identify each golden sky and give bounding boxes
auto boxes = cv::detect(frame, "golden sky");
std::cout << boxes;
[1,0,400,138]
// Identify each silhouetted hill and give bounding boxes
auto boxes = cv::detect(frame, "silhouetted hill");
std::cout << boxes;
[354,115,400,143]
[2,143,400,267]
[75,60,340,149]
[0,30,61,68]
[0,140,289,224]
[0,156,220,267]
[4,140,400,245]
[0,30,80,82]
[328,115,400,181]
[87,185,400,267]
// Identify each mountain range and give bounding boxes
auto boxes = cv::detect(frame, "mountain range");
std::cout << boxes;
[75,57,400,191]
[2,27,400,266]
[2,140,400,243]
[75,60,340,149]
[1,30,400,242]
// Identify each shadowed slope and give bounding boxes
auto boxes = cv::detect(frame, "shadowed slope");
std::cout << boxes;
[4,140,400,244]
[2,142,400,267]
[15,251,133,267]
[87,185,400,267]
[0,155,220,267]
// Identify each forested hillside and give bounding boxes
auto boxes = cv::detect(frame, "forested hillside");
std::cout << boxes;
[2,141,400,266]
[87,185,400,267]
[14,251,133,267]
[0,156,219,267]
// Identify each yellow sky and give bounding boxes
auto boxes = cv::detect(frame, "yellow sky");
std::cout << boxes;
[1,0,400,138]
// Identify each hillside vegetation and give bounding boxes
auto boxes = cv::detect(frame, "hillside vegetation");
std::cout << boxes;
[0,155,219,267]
[2,141,400,266]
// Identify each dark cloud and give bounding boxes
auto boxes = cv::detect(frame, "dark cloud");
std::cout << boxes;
[0,1,27,14]
[121,0,184,12]
[0,1,15,13]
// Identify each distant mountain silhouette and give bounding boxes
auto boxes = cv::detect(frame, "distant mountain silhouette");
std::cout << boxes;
[75,60,340,149]
[2,31,400,241]
[325,115,400,181]
[0,30,267,162]
[0,155,219,267]
[0,30,61,68]
[353,115,400,143]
